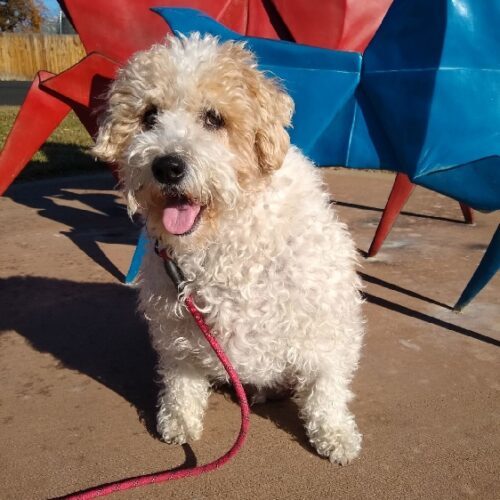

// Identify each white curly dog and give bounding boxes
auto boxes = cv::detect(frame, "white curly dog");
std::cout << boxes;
[94,34,364,465]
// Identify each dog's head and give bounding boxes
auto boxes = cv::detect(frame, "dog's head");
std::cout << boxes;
[93,34,293,250]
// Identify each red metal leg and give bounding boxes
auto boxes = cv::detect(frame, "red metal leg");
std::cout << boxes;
[40,54,122,180]
[459,202,474,224]
[40,53,119,110]
[367,173,416,257]
[0,54,121,195]
[0,71,71,195]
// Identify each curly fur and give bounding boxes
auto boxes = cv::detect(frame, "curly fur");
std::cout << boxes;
[94,34,364,465]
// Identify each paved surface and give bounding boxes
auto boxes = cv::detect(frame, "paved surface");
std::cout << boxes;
[0,81,30,105]
[0,170,498,499]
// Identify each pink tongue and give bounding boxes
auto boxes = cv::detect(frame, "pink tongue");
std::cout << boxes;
[162,201,201,235]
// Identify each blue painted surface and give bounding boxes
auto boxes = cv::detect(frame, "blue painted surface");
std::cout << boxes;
[155,1,500,211]
[454,225,500,310]
[125,228,149,285]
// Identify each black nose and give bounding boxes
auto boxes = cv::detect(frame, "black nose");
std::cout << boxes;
[152,154,186,185]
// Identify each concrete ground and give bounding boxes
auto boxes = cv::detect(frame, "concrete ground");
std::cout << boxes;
[0,170,498,499]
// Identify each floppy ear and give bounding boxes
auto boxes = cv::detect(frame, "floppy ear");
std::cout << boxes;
[254,76,294,174]
[92,111,118,163]
[92,79,138,165]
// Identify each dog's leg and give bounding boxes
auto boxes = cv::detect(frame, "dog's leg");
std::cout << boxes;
[156,360,210,444]
[295,371,362,465]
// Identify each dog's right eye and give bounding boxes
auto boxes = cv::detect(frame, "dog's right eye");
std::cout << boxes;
[202,108,224,131]
[142,106,158,130]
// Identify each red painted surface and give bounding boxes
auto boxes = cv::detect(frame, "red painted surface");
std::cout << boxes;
[368,174,476,256]
[0,72,71,195]
[459,202,474,225]
[367,173,416,258]
[40,53,119,109]
[0,0,394,195]
[272,0,393,51]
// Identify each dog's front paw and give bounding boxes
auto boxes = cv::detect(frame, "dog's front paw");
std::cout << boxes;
[309,418,362,466]
[157,405,203,445]
[325,427,362,466]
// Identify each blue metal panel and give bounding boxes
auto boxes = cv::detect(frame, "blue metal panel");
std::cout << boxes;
[155,1,500,211]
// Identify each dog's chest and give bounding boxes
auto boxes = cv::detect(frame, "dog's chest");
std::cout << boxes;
[185,260,293,382]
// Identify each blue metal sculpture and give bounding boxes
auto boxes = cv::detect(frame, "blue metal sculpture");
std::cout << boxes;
[128,1,499,307]
[454,226,500,311]
[156,1,500,211]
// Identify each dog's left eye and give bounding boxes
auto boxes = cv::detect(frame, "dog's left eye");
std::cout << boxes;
[202,109,224,130]
[142,105,159,130]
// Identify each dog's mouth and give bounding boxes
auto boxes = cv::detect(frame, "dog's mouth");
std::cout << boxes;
[161,193,203,236]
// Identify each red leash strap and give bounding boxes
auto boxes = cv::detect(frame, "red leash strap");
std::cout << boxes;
[61,255,250,499]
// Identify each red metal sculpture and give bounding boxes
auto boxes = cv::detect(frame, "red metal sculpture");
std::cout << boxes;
[0,0,168,194]
[0,0,470,261]
[0,0,473,278]
[367,173,474,258]
[0,0,395,195]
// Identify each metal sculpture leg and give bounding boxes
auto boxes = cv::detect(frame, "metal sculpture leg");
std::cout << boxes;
[368,174,477,257]
[39,53,121,180]
[459,202,474,224]
[454,225,500,311]
[125,228,149,285]
[367,173,415,257]
[0,71,71,195]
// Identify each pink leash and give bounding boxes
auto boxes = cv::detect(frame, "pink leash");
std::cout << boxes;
[61,250,250,499]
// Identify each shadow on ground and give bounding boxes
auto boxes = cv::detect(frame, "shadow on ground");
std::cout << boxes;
[0,275,158,435]
[332,199,469,225]
[2,270,495,457]
[215,385,314,453]
[0,274,316,450]
[5,174,137,282]
[19,143,106,182]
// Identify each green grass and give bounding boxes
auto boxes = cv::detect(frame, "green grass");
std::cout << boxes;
[0,106,107,181]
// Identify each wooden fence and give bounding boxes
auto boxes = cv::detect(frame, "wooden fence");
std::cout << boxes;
[0,34,85,81]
